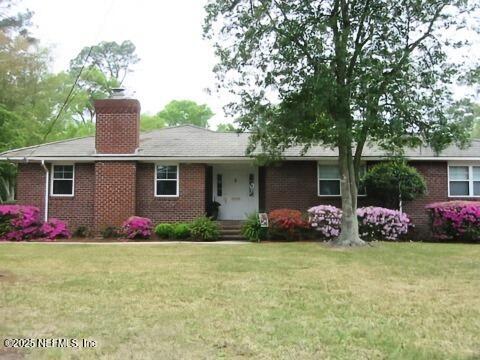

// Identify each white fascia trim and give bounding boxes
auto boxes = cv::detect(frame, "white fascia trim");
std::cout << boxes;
[2,156,480,162]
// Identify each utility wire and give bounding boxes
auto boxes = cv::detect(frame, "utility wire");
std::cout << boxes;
[42,46,93,142]
[42,0,115,142]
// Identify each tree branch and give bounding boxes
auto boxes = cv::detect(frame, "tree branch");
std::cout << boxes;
[383,3,446,80]
[347,0,371,80]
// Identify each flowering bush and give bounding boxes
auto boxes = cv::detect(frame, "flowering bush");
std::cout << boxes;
[39,219,71,240]
[0,205,41,241]
[0,205,72,241]
[268,209,308,240]
[426,201,480,242]
[122,216,153,240]
[307,205,411,241]
[357,206,411,241]
[307,205,342,239]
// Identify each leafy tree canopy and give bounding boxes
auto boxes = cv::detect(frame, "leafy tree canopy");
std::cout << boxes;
[157,100,214,128]
[216,122,237,132]
[66,40,140,123]
[140,113,166,132]
[70,40,140,84]
[204,0,478,246]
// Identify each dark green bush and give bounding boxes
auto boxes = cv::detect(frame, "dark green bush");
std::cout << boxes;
[363,160,426,209]
[154,223,175,239]
[73,225,90,238]
[173,223,191,239]
[101,226,122,239]
[241,213,267,242]
[190,216,219,241]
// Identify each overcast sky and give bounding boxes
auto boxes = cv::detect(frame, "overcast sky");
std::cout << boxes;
[23,0,229,127]
[20,1,480,129]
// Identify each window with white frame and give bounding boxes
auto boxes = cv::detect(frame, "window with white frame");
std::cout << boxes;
[448,165,480,197]
[155,165,179,196]
[318,164,366,196]
[51,164,74,196]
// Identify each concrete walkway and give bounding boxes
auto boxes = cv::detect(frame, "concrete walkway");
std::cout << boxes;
[0,240,250,245]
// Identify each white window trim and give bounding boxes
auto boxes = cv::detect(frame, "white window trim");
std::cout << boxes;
[448,163,480,198]
[317,162,367,197]
[50,163,75,197]
[154,163,180,198]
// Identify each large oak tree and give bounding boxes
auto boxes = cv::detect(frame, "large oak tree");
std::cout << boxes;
[204,0,477,246]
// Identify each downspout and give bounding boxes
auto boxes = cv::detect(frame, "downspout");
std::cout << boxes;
[41,160,49,221]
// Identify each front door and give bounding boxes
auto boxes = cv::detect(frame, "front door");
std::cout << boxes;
[212,164,258,220]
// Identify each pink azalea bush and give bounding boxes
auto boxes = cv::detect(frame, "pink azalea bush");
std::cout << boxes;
[0,205,42,241]
[307,205,342,239]
[122,216,153,240]
[39,219,71,240]
[357,206,411,241]
[308,205,411,241]
[426,201,480,242]
[0,205,72,241]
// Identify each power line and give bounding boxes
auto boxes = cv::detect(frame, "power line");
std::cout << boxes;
[42,0,115,141]
[42,46,94,141]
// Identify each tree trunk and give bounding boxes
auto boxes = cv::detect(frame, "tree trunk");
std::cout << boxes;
[330,143,365,247]
[0,176,15,203]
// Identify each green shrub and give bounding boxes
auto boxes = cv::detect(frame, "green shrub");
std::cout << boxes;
[73,226,90,238]
[154,223,175,239]
[101,226,122,239]
[190,216,219,241]
[241,213,267,242]
[363,160,426,209]
[173,223,191,239]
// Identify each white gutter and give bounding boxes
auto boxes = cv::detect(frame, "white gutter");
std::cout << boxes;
[2,156,480,162]
[40,160,49,221]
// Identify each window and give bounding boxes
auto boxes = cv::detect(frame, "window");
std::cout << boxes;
[448,165,480,197]
[318,164,366,196]
[155,165,179,196]
[51,164,74,196]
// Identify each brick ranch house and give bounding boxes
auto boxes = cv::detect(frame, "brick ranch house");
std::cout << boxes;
[1,93,479,235]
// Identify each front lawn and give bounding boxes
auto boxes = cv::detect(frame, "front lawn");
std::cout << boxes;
[1,242,479,359]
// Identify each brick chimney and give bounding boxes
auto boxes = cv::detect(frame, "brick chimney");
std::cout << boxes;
[94,88,140,154]
[93,89,139,231]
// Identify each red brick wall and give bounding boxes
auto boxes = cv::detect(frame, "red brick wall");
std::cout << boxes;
[16,163,45,216]
[94,99,140,154]
[264,161,325,210]
[136,163,206,223]
[262,160,459,229]
[16,160,474,237]
[49,163,95,230]
[94,162,136,230]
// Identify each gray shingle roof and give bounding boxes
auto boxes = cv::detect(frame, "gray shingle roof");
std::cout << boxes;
[1,125,479,160]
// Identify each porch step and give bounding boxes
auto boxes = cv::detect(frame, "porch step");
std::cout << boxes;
[220,228,242,235]
[220,234,246,241]
[216,221,246,240]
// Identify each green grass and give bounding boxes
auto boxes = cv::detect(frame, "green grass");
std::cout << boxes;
[1,242,479,359]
